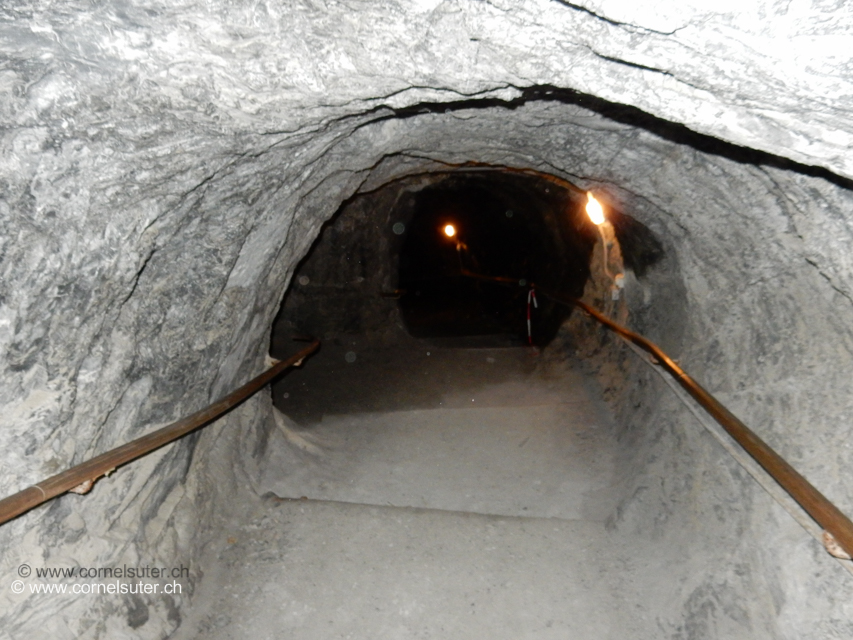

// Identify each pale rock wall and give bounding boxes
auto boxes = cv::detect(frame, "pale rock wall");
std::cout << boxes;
[2,1,853,638]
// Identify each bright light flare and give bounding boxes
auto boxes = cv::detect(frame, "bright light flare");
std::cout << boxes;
[443,224,456,237]
[585,192,605,225]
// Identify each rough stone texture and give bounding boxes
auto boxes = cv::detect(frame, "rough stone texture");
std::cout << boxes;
[5,0,853,176]
[2,1,853,638]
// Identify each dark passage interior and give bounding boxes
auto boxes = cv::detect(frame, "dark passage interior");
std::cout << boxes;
[396,173,592,344]
[272,171,599,351]
[269,170,604,422]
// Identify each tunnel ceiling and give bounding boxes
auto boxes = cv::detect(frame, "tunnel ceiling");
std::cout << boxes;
[2,1,852,178]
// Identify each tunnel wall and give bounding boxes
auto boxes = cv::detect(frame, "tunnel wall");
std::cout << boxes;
[271,175,429,346]
[4,2,853,637]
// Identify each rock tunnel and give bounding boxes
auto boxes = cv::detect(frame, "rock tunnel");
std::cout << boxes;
[3,2,853,638]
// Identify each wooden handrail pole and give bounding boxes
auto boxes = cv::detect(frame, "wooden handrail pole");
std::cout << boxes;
[0,340,320,526]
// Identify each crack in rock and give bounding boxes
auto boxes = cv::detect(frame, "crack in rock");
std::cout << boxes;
[552,0,689,36]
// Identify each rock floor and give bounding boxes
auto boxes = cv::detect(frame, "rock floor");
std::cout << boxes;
[172,339,654,639]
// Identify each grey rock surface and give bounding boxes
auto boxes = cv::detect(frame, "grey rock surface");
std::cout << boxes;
[2,1,853,638]
[173,497,640,640]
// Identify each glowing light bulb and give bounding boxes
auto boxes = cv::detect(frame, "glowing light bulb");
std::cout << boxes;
[444,224,456,237]
[585,192,605,225]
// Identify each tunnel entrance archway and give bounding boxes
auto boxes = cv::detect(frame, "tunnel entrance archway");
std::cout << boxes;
[396,171,594,346]
[270,168,599,356]
[269,167,602,421]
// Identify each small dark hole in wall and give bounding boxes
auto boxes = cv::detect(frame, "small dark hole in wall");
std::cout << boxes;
[124,594,150,629]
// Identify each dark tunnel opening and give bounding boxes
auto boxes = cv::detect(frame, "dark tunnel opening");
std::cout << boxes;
[269,169,613,357]
[396,173,594,346]
[267,168,665,422]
